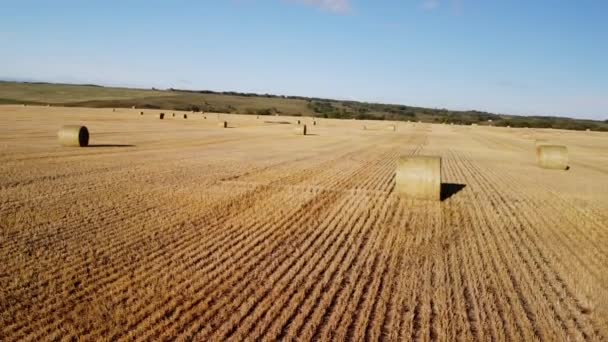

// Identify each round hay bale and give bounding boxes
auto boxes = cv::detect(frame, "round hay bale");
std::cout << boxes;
[58,125,89,147]
[132,106,136,109]
[184,114,188,119]
[536,145,568,170]
[396,156,441,201]
[112,108,116,112]
[204,116,207,119]
[313,120,316,126]
[297,120,301,125]
[218,121,227,128]
[388,125,396,131]
[172,113,175,117]
[256,115,260,119]
[293,125,307,135]
[159,113,165,119]
[140,111,144,115]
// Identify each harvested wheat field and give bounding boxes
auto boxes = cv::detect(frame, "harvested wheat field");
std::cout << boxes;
[1,105,608,341]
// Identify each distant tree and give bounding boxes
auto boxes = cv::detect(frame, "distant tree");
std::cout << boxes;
[256,108,273,116]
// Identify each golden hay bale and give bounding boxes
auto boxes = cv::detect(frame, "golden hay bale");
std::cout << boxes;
[313,120,316,126]
[294,125,307,135]
[140,111,144,115]
[132,106,136,109]
[218,121,227,128]
[536,145,568,170]
[297,120,301,125]
[58,125,89,147]
[172,113,175,117]
[396,156,441,201]
[204,116,207,119]
[112,108,116,112]
[159,113,165,119]
[183,114,188,119]
[387,125,396,131]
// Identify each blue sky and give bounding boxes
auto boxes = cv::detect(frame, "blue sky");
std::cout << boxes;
[0,0,606,119]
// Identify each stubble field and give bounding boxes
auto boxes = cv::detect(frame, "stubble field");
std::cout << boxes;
[1,105,607,341]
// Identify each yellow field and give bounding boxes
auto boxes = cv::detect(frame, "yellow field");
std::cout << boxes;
[1,105,607,341]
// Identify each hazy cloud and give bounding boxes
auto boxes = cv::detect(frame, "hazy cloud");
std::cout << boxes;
[421,0,440,11]
[290,0,351,13]
[421,0,464,14]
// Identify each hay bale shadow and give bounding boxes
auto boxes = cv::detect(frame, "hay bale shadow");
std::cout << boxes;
[441,183,466,201]
[87,144,135,148]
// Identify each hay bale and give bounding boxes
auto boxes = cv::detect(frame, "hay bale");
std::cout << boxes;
[396,156,441,201]
[183,114,188,119]
[297,120,301,125]
[388,125,396,131]
[132,106,136,109]
[313,120,316,126]
[58,125,89,147]
[159,113,165,119]
[140,111,144,115]
[218,121,227,128]
[294,125,307,135]
[204,116,207,119]
[172,113,175,117]
[112,108,116,112]
[536,145,568,170]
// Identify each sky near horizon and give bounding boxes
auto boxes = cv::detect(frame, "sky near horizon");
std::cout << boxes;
[0,1,606,120]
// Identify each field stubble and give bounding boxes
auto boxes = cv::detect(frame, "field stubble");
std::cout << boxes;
[0,105,607,341]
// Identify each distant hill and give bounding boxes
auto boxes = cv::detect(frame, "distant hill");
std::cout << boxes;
[1,80,606,131]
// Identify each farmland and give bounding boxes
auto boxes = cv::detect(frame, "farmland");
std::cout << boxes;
[1,105,607,340]
[2,81,607,131]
